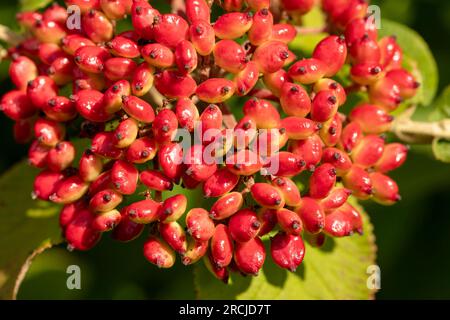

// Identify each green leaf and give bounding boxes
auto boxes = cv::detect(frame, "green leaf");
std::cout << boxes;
[20,0,52,11]
[429,85,450,121]
[379,19,438,106]
[194,205,377,299]
[432,138,450,163]
[0,161,62,299]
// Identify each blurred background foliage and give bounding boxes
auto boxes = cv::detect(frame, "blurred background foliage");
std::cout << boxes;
[1,0,450,299]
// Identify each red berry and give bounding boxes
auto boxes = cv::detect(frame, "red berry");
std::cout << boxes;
[234,237,265,275]
[248,9,273,46]
[50,175,89,204]
[369,77,402,111]
[74,45,111,74]
[295,197,325,234]
[32,170,64,201]
[153,109,178,145]
[28,140,51,168]
[158,142,184,181]
[253,40,289,73]
[104,57,137,81]
[104,80,131,114]
[280,82,311,117]
[309,163,337,199]
[112,214,145,242]
[196,78,236,103]
[82,10,114,43]
[324,203,363,237]
[281,0,314,14]
[100,0,127,20]
[125,199,161,224]
[243,98,281,129]
[203,168,239,198]
[313,78,347,105]
[185,208,215,241]
[350,35,381,64]
[91,132,123,159]
[229,209,261,242]
[34,118,65,147]
[320,113,343,147]
[345,17,378,47]
[257,208,278,236]
[61,34,95,55]
[379,36,403,71]
[131,0,159,39]
[251,183,285,209]
[263,69,291,97]
[339,121,362,153]
[159,221,188,254]
[106,35,140,58]
[189,20,215,56]
[342,165,373,200]
[270,232,305,272]
[281,116,320,140]
[143,236,176,268]
[140,169,173,191]
[154,70,197,99]
[288,58,327,84]
[213,40,247,74]
[47,141,75,172]
[92,209,122,232]
[288,134,323,171]
[111,160,139,195]
[175,40,198,74]
[277,208,302,235]
[152,13,189,49]
[32,19,66,44]
[182,239,209,265]
[1,90,36,121]
[349,103,394,134]
[113,118,139,148]
[79,149,103,182]
[214,12,253,39]
[122,95,155,123]
[271,23,297,43]
[210,192,244,220]
[175,98,199,132]
[374,143,408,173]
[226,149,262,176]
[159,194,187,222]
[65,209,101,251]
[311,90,339,122]
[321,147,352,175]
[186,0,210,23]
[386,69,419,99]
[184,144,217,182]
[210,224,233,267]
[313,35,347,77]
[370,172,401,205]
[234,61,260,96]
[9,55,38,90]
[27,76,58,109]
[351,135,385,168]
[320,187,352,212]
[89,189,123,212]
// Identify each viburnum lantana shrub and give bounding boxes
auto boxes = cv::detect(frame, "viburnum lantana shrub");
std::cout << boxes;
[0,0,419,283]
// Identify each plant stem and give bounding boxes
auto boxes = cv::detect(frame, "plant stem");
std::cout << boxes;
[0,25,23,46]
[391,107,450,143]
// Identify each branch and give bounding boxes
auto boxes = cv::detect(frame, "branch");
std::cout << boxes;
[390,107,450,143]
[219,103,237,129]
[0,25,23,46]
[295,26,327,35]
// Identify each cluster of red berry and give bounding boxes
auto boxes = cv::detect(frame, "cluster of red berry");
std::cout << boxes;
[0,0,416,283]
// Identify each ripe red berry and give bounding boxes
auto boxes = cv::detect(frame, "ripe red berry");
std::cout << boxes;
[228,209,261,242]
[175,98,199,132]
[143,236,176,268]
[311,90,339,122]
[196,78,236,103]
[210,192,244,220]
[91,132,123,159]
[324,203,363,237]
[263,69,291,97]
[210,224,233,267]
[104,57,137,81]
[271,23,297,43]
[125,199,161,224]
[370,172,401,205]
[203,168,239,198]
[295,197,325,234]
[234,61,260,96]
[243,98,281,129]
[182,239,208,265]
[154,70,197,99]
[248,9,273,46]
[214,12,253,39]
[0,90,36,121]
[111,160,139,195]
[50,175,89,204]
[281,117,320,140]
[280,82,311,117]
[82,10,114,43]
[65,209,101,251]
[342,165,373,200]
[234,237,265,275]
[27,76,58,109]
[270,232,305,272]
[47,141,75,172]
[288,58,327,84]
[288,134,323,171]
[213,40,247,74]
[189,20,215,56]
[74,45,111,74]
[186,0,210,23]
[159,221,188,254]
[320,187,352,212]
[9,55,38,90]
[184,144,218,181]
[351,135,385,168]
[386,69,420,99]
[131,0,159,39]
[32,170,64,201]
[112,214,145,242]
[313,35,347,77]
[185,208,215,241]
[251,183,285,209]
[277,208,303,235]
[89,189,123,212]
[175,40,198,74]
[339,121,363,153]
[140,169,173,191]
[152,13,189,49]
[28,140,51,168]
[159,194,187,222]
[374,143,408,173]
[309,163,337,199]
[378,36,403,71]
[113,118,139,148]
[157,142,184,181]
[349,103,393,134]
[320,113,343,147]
[152,109,178,145]
[126,137,158,164]
[321,147,352,175]
[252,40,289,73]
[122,95,155,123]
[92,209,122,232]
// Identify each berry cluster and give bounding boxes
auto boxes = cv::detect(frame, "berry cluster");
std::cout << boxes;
[0,0,416,283]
